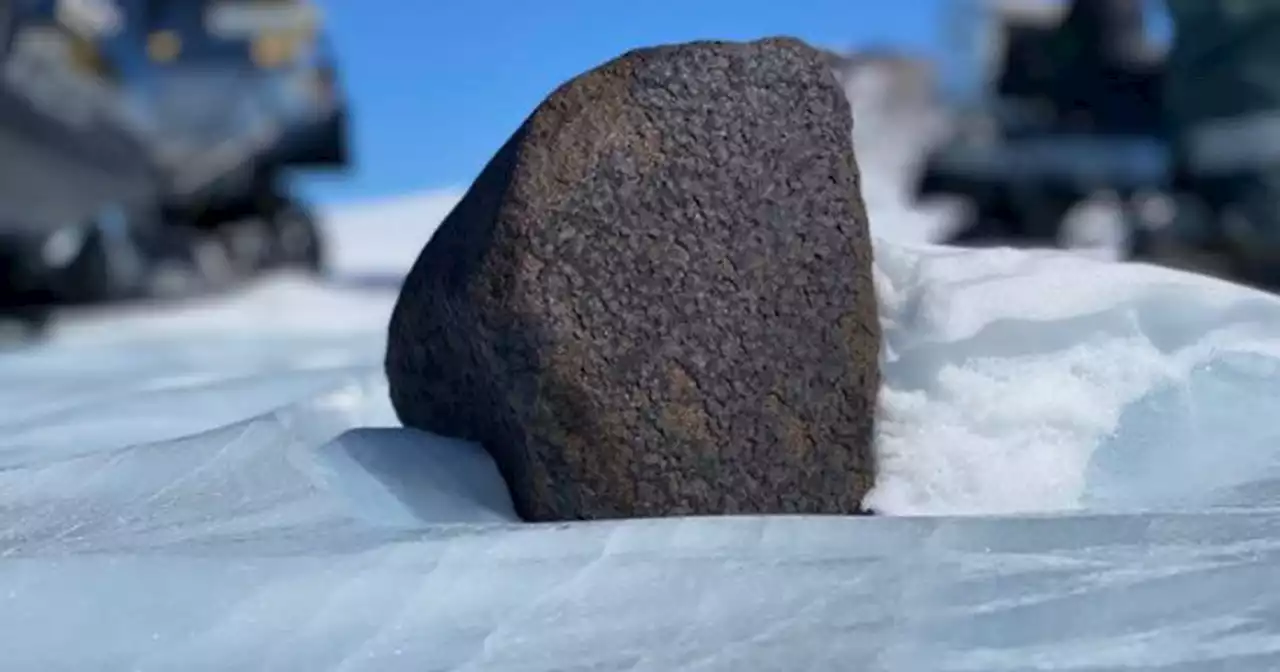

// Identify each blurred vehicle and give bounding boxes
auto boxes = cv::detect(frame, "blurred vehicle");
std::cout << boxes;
[134,0,349,282]
[1157,0,1280,289]
[913,0,1172,259]
[0,0,351,328]
[0,0,166,324]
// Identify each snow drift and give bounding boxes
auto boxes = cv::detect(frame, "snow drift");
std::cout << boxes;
[8,61,1280,670]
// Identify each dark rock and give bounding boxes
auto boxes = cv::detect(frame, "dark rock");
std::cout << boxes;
[386,36,881,522]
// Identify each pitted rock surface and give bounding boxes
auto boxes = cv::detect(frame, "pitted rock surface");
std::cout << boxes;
[386,36,881,521]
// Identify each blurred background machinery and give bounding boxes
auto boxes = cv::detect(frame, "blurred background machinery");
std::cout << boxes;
[0,0,351,326]
[909,0,1280,291]
[11,0,1280,328]
[913,0,1170,259]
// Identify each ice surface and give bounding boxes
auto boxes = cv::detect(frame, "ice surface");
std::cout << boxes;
[12,512,1280,671]
[8,164,1280,667]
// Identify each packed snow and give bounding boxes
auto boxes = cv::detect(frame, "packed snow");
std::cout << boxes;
[8,150,1280,667]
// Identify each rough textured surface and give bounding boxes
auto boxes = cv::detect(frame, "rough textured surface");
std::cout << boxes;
[385,37,881,522]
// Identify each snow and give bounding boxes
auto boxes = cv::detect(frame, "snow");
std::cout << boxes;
[871,240,1280,515]
[8,162,1280,667]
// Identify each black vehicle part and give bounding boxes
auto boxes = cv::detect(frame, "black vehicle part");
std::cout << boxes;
[0,87,159,242]
[915,120,1173,252]
[0,309,50,343]
[58,213,154,303]
[169,173,325,272]
[994,0,1164,137]
[0,210,152,309]
[939,183,1075,246]
[272,104,350,169]
[0,1,13,59]
[265,198,324,273]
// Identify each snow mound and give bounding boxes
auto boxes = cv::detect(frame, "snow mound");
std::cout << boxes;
[873,241,1280,515]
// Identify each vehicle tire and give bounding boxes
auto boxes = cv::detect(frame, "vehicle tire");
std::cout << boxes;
[1055,190,1142,261]
[0,307,51,344]
[18,307,50,339]
[267,201,324,274]
[189,231,240,292]
[55,225,148,304]
[941,194,1022,246]
[0,0,12,61]
[1217,206,1280,291]
[220,217,274,278]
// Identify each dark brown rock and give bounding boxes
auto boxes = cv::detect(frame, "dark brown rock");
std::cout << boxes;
[385,36,881,522]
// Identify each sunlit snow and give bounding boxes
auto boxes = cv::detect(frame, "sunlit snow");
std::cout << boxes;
[7,108,1280,668]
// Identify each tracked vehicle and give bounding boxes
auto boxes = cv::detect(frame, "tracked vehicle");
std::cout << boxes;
[914,0,1172,259]
[136,0,350,284]
[0,0,351,328]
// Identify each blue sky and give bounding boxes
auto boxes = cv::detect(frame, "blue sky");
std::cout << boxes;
[296,1,954,205]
